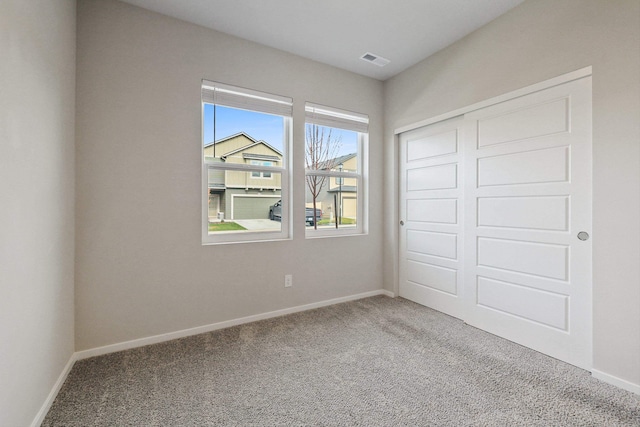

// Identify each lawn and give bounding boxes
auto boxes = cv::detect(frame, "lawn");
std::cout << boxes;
[317,217,356,226]
[208,222,247,232]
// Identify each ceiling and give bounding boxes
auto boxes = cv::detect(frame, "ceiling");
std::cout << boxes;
[120,0,525,81]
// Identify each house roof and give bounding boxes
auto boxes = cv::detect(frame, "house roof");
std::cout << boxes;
[332,153,357,166]
[319,152,357,170]
[203,131,259,149]
[204,132,283,159]
[221,141,283,160]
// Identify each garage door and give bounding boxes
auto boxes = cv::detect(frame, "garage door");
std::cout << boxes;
[343,197,357,219]
[232,195,280,220]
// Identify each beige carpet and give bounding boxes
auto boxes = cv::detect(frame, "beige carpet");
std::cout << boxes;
[43,296,640,426]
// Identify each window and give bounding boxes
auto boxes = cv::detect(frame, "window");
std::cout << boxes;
[251,161,274,178]
[202,81,292,244]
[304,103,368,236]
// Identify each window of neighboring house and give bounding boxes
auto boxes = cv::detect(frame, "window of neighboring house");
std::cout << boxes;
[251,161,274,178]
[304,103,368,236]
[202,81,292,244]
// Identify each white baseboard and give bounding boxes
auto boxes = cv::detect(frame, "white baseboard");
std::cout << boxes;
[76,289,392,360]
[31,353,77,427]
[591,369,640,395]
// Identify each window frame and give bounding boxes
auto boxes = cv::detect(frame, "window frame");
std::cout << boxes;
[250,160,274,179]
[304,103,368,238]
[201,81,292,245]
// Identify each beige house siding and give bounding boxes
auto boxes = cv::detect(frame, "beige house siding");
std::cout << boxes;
[305,152,359,223]
[314,154,358,220]
[329,176,357,191]
[225,170,281,190]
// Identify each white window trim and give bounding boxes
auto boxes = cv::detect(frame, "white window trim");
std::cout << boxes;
[202,81,292,244]
[305,103,369,133]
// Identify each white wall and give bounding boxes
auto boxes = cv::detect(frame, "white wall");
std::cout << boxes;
[0,1,76,425]
[75,0,384,351]
[383,0,640,387]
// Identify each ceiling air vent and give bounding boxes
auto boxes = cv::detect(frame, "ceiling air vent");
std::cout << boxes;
[360,52,390,67]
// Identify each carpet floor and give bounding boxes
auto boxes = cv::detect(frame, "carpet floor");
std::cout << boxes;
[43,296,640,426]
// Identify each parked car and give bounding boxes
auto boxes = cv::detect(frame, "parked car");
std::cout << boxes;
[269,200,283,221]
[305,206,323,226]
[269,200,322,225]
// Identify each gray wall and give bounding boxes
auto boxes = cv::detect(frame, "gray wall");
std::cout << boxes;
[75,0,384,350]
[0,1,76,425]
[5,3,636,422]
[383,0,640,387]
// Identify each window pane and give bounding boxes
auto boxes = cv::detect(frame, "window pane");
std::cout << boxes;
[305,123,359,232]
[305,124,358,173]
[204,104,285,164]
[305,174,357,229]
[202,82,291,243]
[208,171,283,234]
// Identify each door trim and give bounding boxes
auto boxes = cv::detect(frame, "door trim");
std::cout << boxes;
[394,67,592,136]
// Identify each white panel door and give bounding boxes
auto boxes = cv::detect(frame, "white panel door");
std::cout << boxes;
[399,76,592,370]
[399,117,465,319]
[463,77,592,369]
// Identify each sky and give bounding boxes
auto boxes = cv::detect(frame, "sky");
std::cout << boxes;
[203,104,358,157]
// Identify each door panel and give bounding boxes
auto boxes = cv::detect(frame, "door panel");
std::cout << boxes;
[476,276,568,330]
[477,97,569,147]
[407,129,458,159]
[477,196,569,231]
[407,230,457,259]
[407,261,457,295]
[477,237,569,281]
[477,146,570,187]
[399,76,592,370]
[399,116,465,319]
[407,199,457,224]
[407,164,458,191]
[463,77,592,369]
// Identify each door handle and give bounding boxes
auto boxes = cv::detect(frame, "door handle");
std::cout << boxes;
[400,220,405,226]
[577,231,589,241]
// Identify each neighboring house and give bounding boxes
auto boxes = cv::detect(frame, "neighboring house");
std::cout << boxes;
[308,153,357,221]
[204,132,282,221]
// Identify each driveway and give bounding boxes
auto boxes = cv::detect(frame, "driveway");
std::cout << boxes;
[233,219,281,231]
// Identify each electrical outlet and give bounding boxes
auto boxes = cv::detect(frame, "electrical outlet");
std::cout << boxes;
[284,274,293,288]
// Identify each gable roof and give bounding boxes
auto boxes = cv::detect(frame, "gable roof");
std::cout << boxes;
[331,153,357,166]
[204,132,283,159]
[318,152,357,170]
[203,131,258,149]
[220,140,283,160]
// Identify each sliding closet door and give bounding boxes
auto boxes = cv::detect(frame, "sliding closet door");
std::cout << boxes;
[399,117,465,319]
[399,75,592,369]
[463,77,592,369]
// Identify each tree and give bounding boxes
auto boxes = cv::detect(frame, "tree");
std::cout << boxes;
[305,124,342,229]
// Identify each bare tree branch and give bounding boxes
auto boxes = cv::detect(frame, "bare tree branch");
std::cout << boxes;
[305,124,342,229]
